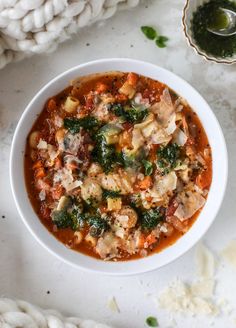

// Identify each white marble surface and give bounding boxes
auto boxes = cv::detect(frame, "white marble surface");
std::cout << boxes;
[0,0,236,327]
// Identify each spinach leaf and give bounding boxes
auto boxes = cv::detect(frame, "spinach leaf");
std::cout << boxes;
[141,208,165,231]
[157,143,180,175]
[64,116,99,134]
[142,160,153,176]
[141,26,157,40]
[146,316,159,327]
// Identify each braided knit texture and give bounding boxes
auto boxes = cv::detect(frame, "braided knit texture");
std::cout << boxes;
[0,297,112,328]
[0,0,140,69]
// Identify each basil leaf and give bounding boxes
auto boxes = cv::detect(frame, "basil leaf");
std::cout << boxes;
[156,35,169,48]
[146,316,159,327]
[141,26,157,40]
[142,160,153,176]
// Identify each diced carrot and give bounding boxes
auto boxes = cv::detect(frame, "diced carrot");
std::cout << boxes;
[47,98,57,111]
[32,160,43,170]
[138,233,146,248]
[127,72,138,87]
[149,144,159,162]
[54,157,62,170]
[96,82,108,94]
[196,170,211,190]
[137,176,152,190]
[35,167,46,179]
[115,93,128,102]
[51,184,64,200]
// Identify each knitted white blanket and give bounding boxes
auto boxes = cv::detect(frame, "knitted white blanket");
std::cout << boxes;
[0,298,112,328]
[0,0,140,70]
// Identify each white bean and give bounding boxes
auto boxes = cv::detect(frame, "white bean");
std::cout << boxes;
[29,131,40,148]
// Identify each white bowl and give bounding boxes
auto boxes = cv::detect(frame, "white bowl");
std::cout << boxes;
[10,58,228,275]
[182,0,236,64]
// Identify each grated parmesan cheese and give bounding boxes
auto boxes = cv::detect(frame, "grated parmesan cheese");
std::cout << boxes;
[37,138,48,150]
[157,243,218,317]
[39,189,46,201]
[158,279,218,316]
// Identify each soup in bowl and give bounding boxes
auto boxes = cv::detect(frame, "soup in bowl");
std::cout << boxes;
[10,59,227,274]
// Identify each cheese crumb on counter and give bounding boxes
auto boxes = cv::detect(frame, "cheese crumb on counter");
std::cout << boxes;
[195,243,215,279]
[107,297,120,313]
[221,240,236,270]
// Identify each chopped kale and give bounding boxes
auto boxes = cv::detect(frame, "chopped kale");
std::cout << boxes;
[102,189,121,199]
[109,103,148,123]
[116,150,136,168]
[141,208,165,231]
[92,134,117,173]
[110,103,124,117]
[142,160,153,176]
[157,143,181,174]
[87,216,110,237]
[124,104,148,123]
[64,116,99,134]
[71,207,86,230]
[52,210,72,229]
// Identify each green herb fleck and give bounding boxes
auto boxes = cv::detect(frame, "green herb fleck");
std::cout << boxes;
[146,316,159,327]
[142,160,153,176]
[141,26,157,40]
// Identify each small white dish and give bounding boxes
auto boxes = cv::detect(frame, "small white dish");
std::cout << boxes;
[182,0,236,64]
[10,58,228,275]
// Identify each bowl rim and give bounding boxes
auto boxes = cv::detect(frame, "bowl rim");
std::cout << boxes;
[10,58,228,275]
[182,0,236,65]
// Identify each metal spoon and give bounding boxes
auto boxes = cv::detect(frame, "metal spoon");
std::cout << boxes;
[207,7,236,36]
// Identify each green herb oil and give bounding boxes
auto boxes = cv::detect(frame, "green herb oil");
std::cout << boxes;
[191,0,236,58]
